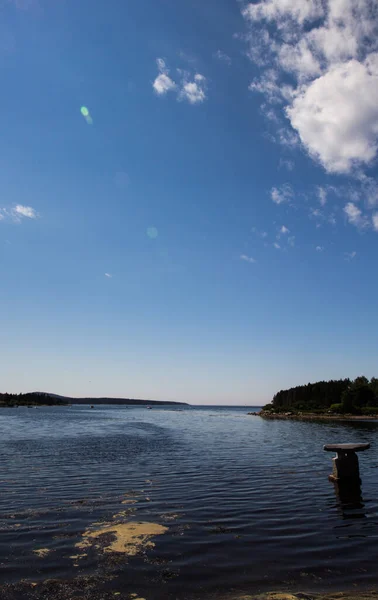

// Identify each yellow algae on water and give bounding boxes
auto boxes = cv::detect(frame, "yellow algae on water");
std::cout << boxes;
[121,499,138,505]
[33,548,51,558]
[76,521,168,555]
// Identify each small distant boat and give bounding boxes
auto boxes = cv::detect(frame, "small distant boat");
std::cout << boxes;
[90,405,94,409]
[147,406,152,410]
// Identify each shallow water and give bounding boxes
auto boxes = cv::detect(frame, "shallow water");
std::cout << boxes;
[1,405,378,599]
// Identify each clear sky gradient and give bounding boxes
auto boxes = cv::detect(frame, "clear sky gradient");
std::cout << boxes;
[1,0,378,404]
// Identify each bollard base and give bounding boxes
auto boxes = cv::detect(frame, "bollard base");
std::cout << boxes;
[330,451,360,482]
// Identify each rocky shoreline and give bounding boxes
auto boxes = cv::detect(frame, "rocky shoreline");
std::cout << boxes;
[248,411,378,421]
[244,593,378,600]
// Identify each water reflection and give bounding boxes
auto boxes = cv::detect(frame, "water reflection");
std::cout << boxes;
[332,478,366,519]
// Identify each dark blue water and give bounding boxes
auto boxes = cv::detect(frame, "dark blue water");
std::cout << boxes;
[1,405,378,599]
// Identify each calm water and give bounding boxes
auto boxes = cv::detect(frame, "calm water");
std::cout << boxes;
[1,405,378,599]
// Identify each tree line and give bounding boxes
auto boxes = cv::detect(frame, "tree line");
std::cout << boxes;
[264,377,378,415]
[0,392,67,406]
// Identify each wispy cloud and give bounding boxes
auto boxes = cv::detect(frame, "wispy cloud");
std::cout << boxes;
[344,202,369,230]
[317,187,327,206]
[243,0,378,174]
[280,225,289,234]
[271,184,293,205]
[13,205,37,219]
[316,246,324,252]
[279,158,295,171]
[105,273,113,278]
[153,59,207,104]
[373,213,378,231]
[252,227,268,239]
[273,242,280,249]
[214,50,231,65]
[0,205,38,223]
[345,251,357,261]
[240,254,256,264]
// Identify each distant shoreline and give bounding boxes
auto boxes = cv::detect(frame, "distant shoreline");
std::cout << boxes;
[249,410,378,421]
[0,391,188,408]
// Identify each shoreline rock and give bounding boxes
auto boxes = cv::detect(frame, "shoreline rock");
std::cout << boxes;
[248,411,378,421]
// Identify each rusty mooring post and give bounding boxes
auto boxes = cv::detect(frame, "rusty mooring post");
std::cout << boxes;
[324,443,370,482]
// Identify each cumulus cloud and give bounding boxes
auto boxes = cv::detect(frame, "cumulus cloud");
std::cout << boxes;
[372,213,378,231]
[271,184,293,204]
[179,74,207,104]
[280,225,290,234]
[240,254,256,263]
[153,59,176,95]
[153,59,207,104]
[243,0,378,174]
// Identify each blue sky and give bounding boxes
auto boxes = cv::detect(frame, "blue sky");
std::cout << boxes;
[1,0,378,404]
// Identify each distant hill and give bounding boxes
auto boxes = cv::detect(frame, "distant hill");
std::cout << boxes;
[0,391,188,407]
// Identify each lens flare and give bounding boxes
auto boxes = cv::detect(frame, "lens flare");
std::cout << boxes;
[147,227,158,239]
[80,106,93,125]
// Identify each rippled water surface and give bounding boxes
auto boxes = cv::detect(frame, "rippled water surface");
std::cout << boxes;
[1,405,378,599]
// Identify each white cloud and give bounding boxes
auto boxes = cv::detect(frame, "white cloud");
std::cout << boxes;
[240,254,256,263]
[153,59,176,95]
[153,59,207,104]
[287,56,378,173]
[243,0,378,174]
[179,75,207,104]
[317,186,327,206]
[243,0,324,26]
[280,225,290,234]
[271,184,293,204]
[153,73,176,95]
[316,245,324,252]
[105,273,112,278]
[345,251,357,260]
[273,242,280,249]
[13,205,37,219]
[344,202,369,229]
[214,50,231,65]
[372,213,378,231]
